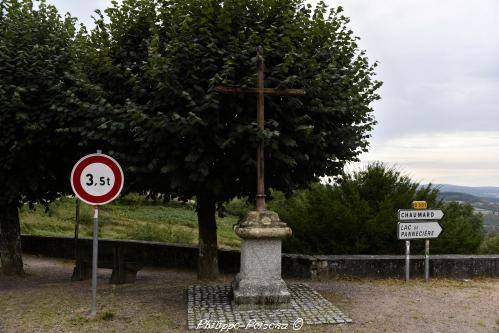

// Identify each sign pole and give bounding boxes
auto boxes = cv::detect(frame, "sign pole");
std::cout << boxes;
[425,239,430,282]
[90,149,102,318]
[91,205,99,317]
[405,240,410,282]
[74,199,80,260]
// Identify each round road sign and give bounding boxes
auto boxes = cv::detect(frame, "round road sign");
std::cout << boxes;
[70,153,124,205]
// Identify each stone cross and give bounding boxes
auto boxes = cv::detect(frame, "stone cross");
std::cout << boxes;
[215,47,305,309]
[215,46,305,212]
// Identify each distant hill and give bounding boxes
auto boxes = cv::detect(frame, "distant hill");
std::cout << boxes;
[433,185,499,234]
[438,191,481,203]
[434,184,499,201]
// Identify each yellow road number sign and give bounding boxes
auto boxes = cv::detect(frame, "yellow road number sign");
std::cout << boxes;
[412,201,427,209]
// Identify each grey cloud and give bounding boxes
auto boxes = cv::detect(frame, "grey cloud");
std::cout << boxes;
[330,0,499,140]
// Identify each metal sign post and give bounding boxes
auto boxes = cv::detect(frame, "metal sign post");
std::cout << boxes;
[405,240,410,282]
[74,199,80,259]
[425,239,430,282]
[91,149,102,317]
[91,205,99,317]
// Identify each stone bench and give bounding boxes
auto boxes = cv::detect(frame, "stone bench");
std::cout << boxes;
[71,241,143,284]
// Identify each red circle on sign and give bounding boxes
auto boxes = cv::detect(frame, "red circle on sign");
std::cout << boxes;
[70,154,124,205]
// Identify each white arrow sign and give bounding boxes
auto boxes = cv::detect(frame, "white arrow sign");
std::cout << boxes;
[398,209,444,221]
[397,222,443,240]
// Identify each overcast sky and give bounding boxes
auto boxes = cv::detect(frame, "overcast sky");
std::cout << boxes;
[334,0,499,187]
[46,0,499,187]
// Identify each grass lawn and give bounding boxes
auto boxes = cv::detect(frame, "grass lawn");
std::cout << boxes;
[20,194,241,249]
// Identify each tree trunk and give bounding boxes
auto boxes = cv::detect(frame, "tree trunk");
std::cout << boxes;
[196,195,219,280]
[0,202,24,275]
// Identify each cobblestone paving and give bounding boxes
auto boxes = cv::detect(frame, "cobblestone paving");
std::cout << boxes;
[187,283,352,330]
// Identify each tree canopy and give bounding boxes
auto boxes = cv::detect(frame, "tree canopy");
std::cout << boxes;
[85,0,381,202]
[1,0,74,205]
[0,0,102,274]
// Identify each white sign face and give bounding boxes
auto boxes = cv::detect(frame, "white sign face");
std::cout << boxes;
[398,209,444,221]
[397,222,443,240]
[80,163,116,196]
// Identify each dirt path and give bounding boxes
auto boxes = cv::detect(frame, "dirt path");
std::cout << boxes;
[0,255,498,332]
[309,279,499,333]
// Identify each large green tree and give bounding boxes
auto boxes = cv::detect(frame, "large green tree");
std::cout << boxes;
[86,0,381,279]
[0,0,102,274]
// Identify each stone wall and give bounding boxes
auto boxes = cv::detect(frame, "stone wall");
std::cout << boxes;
[21,235,499,279]
[21,235,240,273]
[301,254,499,279]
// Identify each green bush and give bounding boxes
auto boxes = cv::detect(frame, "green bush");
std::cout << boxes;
[275,163,484,255]
[223,190,286,218]
[478,235,499,254]
[224,197,253,218]
[431,202,483,254]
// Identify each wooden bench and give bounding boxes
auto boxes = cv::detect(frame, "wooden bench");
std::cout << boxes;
[71,241,143,284]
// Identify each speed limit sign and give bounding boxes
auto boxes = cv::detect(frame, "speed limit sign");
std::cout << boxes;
[70,153,124,205]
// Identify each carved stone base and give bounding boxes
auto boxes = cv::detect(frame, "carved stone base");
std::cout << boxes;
[231,210,292,310]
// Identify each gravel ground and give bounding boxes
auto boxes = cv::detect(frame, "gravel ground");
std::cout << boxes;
[0,255,497,333]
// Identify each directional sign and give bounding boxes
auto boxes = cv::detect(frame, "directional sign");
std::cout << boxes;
[397,222,443,240]
[398,209,444,221]
[71,153,124,205]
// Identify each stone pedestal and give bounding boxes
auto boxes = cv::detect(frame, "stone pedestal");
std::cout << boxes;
[231,210,292,310]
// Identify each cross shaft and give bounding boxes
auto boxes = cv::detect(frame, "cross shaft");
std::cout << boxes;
[215,47,305,211]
